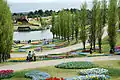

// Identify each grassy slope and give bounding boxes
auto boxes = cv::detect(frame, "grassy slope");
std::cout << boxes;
[2,60,120,80]
[102,32,120,53]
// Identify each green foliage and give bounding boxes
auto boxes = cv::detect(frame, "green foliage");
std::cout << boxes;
[108,0,118,50]
[96,1,105,53]
[0,0,13,62]
[55,61,98,69]
[74,10,80,42]
[80,2,88,49]
[51,12,56,38]
[118,0,120,29]
[106,68,120,77]
[90,0,98,51]
[51,10,73,41]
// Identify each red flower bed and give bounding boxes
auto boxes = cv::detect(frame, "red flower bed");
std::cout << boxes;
[0,70,14,79]
[82,50,90,52]
[46,77,64,80]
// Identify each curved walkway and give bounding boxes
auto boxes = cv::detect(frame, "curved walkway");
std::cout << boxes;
[0,55,120,71]
[11,42,89,58]
[11,26,108,58]
[0,26,117,71]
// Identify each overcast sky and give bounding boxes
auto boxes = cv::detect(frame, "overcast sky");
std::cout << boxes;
[7,0,105,13]
[7,0,92,3]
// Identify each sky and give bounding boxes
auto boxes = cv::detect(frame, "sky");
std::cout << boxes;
[7,0,101,13]
[7,0,91,3]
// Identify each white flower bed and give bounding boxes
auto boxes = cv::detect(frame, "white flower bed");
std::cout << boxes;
[25,71,50,80]
[79,68,108,75]
[65,74,110,80]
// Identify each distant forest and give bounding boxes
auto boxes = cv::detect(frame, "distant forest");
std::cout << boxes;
[12,8,92,18]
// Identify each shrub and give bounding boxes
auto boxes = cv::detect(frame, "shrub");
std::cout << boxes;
[55,61,98,69]
[25,70,50,80]
[0,70,14,79]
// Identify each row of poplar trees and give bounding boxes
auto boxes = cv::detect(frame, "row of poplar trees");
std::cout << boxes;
[51,0,120,53]
[0,0,13,63]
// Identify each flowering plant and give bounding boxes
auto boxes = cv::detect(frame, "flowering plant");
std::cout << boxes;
[82,50,90,52]
[79,68,108,75]
[25,70,50,80]
[0,70,14,79]
[55,61,98,69]
[46,77,64,80]
[8,57,26,62]
[65,74,110,80]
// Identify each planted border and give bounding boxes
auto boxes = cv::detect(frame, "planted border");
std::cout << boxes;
[0,70,14,79]
[55,61,98,69]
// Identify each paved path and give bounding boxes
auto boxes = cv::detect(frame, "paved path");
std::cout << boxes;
[11,26,108,58]
[1,26,117,72]
[0,55,119,71]
[11,42,89,58]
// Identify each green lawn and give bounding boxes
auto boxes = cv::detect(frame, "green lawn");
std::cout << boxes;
[0,62,16,67]
[2,60,120,80]
[98,32,120,53]
[94,60,120,80]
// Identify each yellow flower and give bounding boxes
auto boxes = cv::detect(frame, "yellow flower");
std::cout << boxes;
[9,57,26,60]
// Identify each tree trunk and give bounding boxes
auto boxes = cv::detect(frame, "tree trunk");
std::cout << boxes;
[83,41,86,50]
[67,37,70,42]
[72,33,74,40]
[119,22,120,29]
[2,53,5,62]
[90,42,92,49]
[0,53,1,63]
[53,34,55,39]
[93,39,96,52]
[98,38,102,53]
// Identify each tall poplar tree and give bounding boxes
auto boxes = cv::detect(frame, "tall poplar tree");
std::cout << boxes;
[108,0,117,52]
[96,1,103,53]
[74,10,80,42]
[51,12,55,38]
[80,2,88,50]
[0,0,13,62]
[91,0,98,51]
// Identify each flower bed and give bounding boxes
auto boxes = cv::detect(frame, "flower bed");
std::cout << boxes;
[46,77,64,80]
[82,50,90,52]
[87,54,110,57]
[31,41,40,45]
[8,58,26,62]
[20,45,32,49]
[25,71,50,80]
[0,70,14,79]
[79,68,108,75]
[65,74,110,80]
[55,61,98,69]
[18,49,26,52]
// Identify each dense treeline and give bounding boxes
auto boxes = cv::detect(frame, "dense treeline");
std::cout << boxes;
[12,8,81,18]
[0,0,13,62]
[51,0,119,53]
